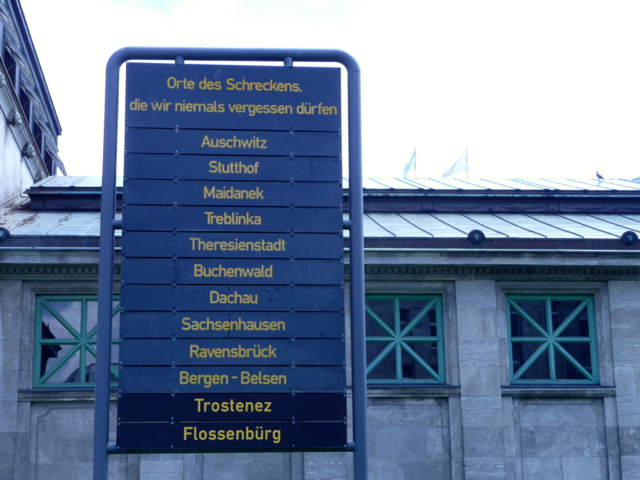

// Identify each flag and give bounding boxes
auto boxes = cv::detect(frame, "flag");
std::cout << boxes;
[443,150,468,179]
[402,148,417,178]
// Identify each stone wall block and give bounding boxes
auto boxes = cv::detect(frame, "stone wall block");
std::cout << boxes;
[0,463,16,479]
[36,405,93,433]
[36,433,93,465]
[457,307,497,339]
[615,396,640,426]
[519,401,600,428]
[125,453,141,480]
[139,455,183,480]
[0,370,18,401]
[606,426,621,457]
[0,309,23,340]
[367,400,443,425]
[618,426,640,456]
[0,338,21,371]
[522,457,562,480]
[368,458,402,480]
[458,339,501,368]
[463,457,506,480]
[620,455,640,480]
[455,281,497,309]
[461,397,504,427]
[460,366,502,397]
[608,281,640,303]
[0,432,17,464]
[203,452,288,480]
[15,463,34,480]
[561,456,603,480]
[368,426,429,459]
[304,452,347,479]
[612,338,640,367]
[462,427,505,457]
[610,304,640,338]
[404,459,451,480]
[16,431,31,464]
[451,457,464,479]
[0,281,23,310]
[37,461,93,480]
[520,426,606,457]
[615,367,636,397]
[0,400,18,432]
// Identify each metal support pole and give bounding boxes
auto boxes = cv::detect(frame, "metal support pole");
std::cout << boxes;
[93,50,122,480]
[346,67,368,480]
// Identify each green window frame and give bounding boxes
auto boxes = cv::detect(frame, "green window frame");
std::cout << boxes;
[507,295,598,384]
[34,296,120,388]
[365,295,445,384]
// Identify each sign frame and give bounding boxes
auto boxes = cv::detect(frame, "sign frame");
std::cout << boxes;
[95,47,365,480]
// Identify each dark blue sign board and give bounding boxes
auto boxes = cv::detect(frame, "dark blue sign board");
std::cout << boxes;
[120,338,346,366]
[117,421,346,451]
[125,63,341,131]
[120,311,345,339]
[118,393,346,422]
[121,232,343,259]
[120,365,346,393]
[121,285,344,312]
[125,128,341,156]
[123,179,342,207]
[125,154,342,182]
[122,205,343,232]
[117,60,349,454]
[121,258,343,285]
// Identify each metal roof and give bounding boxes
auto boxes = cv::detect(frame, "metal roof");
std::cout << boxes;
[0,209,637,241]
[3,177,640,250]
[344,177,640,192]
[29,176,640,192]
[342,213,640,239]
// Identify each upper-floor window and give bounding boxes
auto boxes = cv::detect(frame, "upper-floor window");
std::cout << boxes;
[366,295,445,384]
[507,295,598,384]
[34,296,120,388]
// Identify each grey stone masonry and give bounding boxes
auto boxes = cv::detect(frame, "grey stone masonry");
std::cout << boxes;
[610,281,640,479]
[456,280,509,480]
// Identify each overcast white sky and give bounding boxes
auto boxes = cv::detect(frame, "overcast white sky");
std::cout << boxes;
[20,0,640,180]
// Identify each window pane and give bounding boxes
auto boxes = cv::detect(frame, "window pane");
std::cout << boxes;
[510,309,543,337]
[112,302,121,338]
[512,343,549,379]
[558,342,592,373]
[551,300,583,331]
[365,299,395,335]
[86,350,119,383]
[87,301,98,335]
[42,307,75,340]
[47,301,82,336]
[405,306,437,337]
[557,305,590,337]
[555,347,589,380]
[367,342,395,380]
[402,342,437,380]
[43,347,80,385]
[512,301,547,333]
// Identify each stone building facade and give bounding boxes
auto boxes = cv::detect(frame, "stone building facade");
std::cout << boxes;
[2,176,640,480]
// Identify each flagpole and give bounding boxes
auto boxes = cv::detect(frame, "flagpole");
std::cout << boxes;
[414,145,417,178]
[466,147,469,179]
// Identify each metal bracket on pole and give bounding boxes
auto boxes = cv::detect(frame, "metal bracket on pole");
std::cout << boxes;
[95,47,365,480]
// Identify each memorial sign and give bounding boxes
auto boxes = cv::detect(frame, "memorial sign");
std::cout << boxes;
[116,62,346,451]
